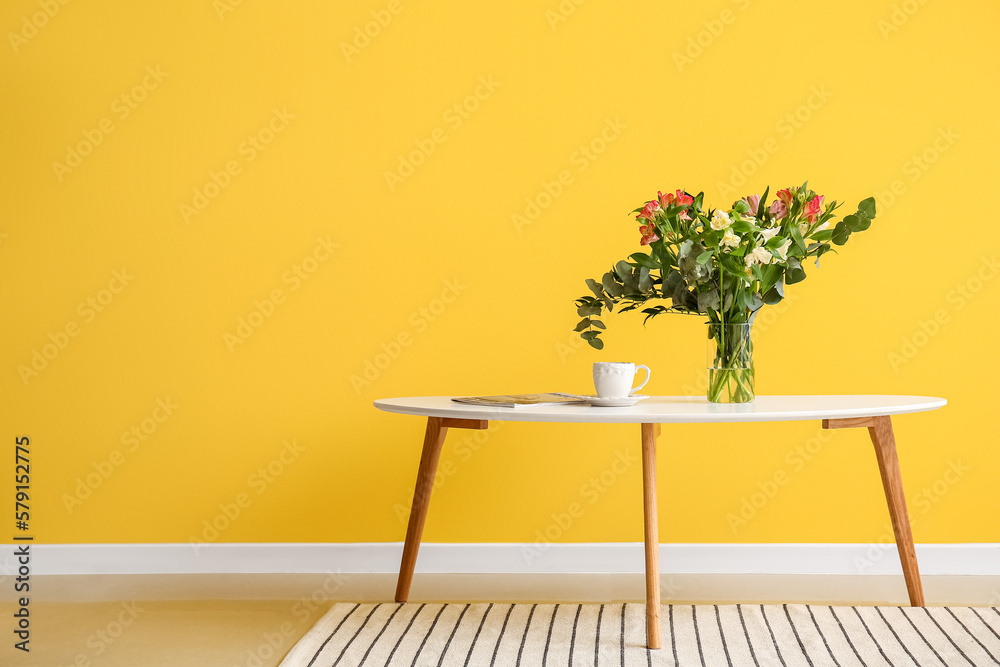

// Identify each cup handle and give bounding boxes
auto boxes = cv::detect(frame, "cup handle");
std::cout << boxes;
[630,365,651,395]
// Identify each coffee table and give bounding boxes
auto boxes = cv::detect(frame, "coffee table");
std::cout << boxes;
[375,395,947,649]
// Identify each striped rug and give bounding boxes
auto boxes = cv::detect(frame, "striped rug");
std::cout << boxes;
[279,602,1000,666]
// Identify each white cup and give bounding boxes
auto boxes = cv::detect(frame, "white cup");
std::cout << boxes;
[593,362,651,399]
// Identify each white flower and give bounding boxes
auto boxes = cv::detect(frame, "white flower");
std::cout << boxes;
[721,228,740,249]
[710,209,732,231]
[816,221,829,231]
[774,238,792,260]
[744,246,773,266]
[799,223,810,236]
[759,227,780,242]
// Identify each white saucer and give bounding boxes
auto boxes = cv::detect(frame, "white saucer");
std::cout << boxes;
[580,394,649,407]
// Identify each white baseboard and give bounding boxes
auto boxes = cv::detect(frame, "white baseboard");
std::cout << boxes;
[3,543,999,577]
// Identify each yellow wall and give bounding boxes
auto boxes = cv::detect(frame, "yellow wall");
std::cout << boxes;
[2,0,997,547]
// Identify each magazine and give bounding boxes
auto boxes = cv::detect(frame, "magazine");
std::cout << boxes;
[451,393,587,408]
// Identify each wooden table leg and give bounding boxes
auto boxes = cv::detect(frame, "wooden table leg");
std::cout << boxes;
[395,417,449,602]
[394,417,488,602]
[641,422,661,649]
[868,415,925,606]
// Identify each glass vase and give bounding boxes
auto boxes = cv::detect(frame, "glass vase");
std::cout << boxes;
[706,322,755,403]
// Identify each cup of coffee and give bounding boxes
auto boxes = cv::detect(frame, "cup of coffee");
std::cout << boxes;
[593,362,651,399]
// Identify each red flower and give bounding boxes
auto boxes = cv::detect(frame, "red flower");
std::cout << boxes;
[639,223,659,245]
[637,200,661,221]
[777,188,794,208]
[658,189,694,208]
[805,195,824,223]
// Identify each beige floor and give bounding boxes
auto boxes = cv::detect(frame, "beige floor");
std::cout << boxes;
[2,573,997,666]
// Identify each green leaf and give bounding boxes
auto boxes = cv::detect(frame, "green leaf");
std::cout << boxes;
[831,221,851,246]
[811,229,834,242]
[581,331,600,340]
[602,273,623,297]
[614,260,632,281]
[697,288,720,312]
[638,267,652,291]
[789,224,806,254]
[630,252,659,269]
[757,186,770,218]
[843,214,861,231]
[731,220,757,234]
[696,249,714,264]
[858,197,876,219]
[763,282,784,305]
[588,337,604,350]
[589,319,606,330]
[577,303,601,317]
[764,235,786,249]
[574,318,592,332]
[585,279,603,298]
[785,258,807,284]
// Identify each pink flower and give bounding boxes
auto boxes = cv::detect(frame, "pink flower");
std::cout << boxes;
[742,194,761,214]
[639,223,659,246]
[637,200,661,221]
[678,209,691,221]
[768,200,787,220]
[805,195,824,223]
[777,188,795,208]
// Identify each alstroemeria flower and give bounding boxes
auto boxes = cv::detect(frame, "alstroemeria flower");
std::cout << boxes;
[759,227,780,242]
[742,194,761,214]
[639,223,659,246]
[804,195,824,223]
[709,209,732,230]
[659,189,694,208]
[678,209,691,221]
[773,239,792,261]
[768,200,787,220]
[721,228,740,249]
[777,188,795,208]
[637,200,661,221]
[745,246,773,266]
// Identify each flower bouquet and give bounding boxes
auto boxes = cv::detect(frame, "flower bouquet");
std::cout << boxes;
[573,183,876,402]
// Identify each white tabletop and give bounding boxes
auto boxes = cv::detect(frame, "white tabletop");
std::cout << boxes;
[373,395,947,424]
